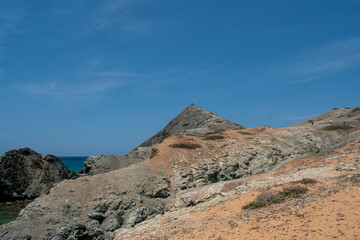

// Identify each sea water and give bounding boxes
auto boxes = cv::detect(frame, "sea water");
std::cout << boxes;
[0,201,31,226]
[0,156,87,225]
[59,156,88,173]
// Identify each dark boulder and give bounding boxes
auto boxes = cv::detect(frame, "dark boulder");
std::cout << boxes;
[0,148,77,200]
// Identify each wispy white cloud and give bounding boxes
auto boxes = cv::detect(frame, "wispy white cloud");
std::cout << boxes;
[272,37,360,84]
[102,0,134,13]
[16,80,125,100]
[0,6,23,31]
[83,71,141,77]
[87,0,155,35]
[132,67,215,96]
[0,2,24,39]
[0,2,24,65]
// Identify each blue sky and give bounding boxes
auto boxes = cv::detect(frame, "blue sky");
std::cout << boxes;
[0,0,359,156]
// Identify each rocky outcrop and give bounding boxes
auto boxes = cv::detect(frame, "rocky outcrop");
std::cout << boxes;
[81,105,244,175]
[79,147,151,175]
[0,148,77,200]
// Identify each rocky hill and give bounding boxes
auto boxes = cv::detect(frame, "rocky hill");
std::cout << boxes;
[292,107,360,127]
[81,104,244,175]
[0,148,77,201]
[1,107,359,240]
[138,104,244,147]
[114,140,360,240]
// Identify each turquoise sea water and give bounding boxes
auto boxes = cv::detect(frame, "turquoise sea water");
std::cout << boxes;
[0,205,19,225]
[0,156,87,226]
[59,156,88,173]
[0,201,31,226]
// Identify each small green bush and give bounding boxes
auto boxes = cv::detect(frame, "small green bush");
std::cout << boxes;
[243,186,308,210]
[182,123,189,127]
[169,143,202,149]
[322,125,353,131]
[332,108,339,110]
[203,135,224,140]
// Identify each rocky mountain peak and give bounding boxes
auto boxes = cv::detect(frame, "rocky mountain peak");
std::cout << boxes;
[80,104,245,175]
[139,104,244,147]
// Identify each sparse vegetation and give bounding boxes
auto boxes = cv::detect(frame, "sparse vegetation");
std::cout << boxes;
[238,131,253,135]
[296,178,317,185]
[351,107,360,113]
[332,108,339,110]
[182,123,189,127]
[281,186,308,198]
[243,192,283,210]
[204,130,225,135]
[150,148,158,158]
[341,174,360,186]
[344,107,351,109]
[203,135,224,140]
[235,123,245,129]
[169,143,202,149]
[243,186,308,210]
[322,125,353,131]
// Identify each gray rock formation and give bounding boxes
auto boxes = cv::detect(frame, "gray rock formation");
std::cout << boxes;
[79,147,151,175]
[0,148,77,200]
[81,104,244,175]
[139,104,244,147]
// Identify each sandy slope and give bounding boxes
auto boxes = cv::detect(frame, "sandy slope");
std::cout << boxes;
[114,141,360,240]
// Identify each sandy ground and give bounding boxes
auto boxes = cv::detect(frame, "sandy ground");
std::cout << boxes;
[115,141,360,240]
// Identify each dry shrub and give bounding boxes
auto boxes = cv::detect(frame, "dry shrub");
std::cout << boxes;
[238,131,253,135]
[204,130,225,136]
[150,148,158,158]
[243,186,308,210]
[340,174,360,186]
[203,135,224,140]
[296,178,317,185]
[351,107,360,113]
[169,143,202,149]
[322,125,353,131]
